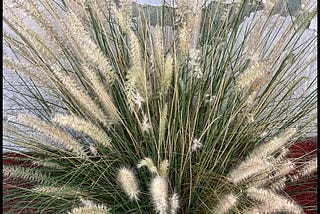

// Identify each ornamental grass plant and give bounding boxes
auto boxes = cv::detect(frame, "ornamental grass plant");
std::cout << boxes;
[3,0,317,213]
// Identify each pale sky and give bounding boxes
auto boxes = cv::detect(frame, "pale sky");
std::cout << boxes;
[136,0,165,6]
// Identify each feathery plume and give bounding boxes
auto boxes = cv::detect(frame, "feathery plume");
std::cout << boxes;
[66,12,115,84]
[153,25,165,71]
[32,186,82,196]
[18,114,87,158]
[3,165,50,185]
[3,56,50,88]
[150,176,169,214]
[137,157,158,174]
[68,203,109,214]
[212,193,238,214]
[125,68,137,112]
[82,65,121,123]
[159,104,168,144]
[176,0,193,25]
[178,23,192,56]
[129,31,142,71]
[273,148,290,164]
[298,157,317,177]
[246,187,303,214]
[228,156,272,184]
[52,65,110,127]
[251,160,294,188]
[235,64,263,93]
[3,122,49,154]
[176,1,202,54]
[247,91,258,105]
[163,55,174,92]
[159,160,169,178]
[53,114,112,148]
[271,161,295,179]
[3,9,55,63]
[189,49,202,79]
[169,192,180,214]
[264,0,278,11]
[80,198,96,207]
[291,157,317,181]
[117,167,140,200]
[32,160,60,168]
[129,33,148,98]
[112,6,131,33]
[124,32,148,108]
[250,128,296,158]
[119,0,132,31]
[270,177,287,191]
[247,65,272,104]
[18,0,65,58]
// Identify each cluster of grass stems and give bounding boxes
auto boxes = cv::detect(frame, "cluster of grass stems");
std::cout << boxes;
[3,0,317,213]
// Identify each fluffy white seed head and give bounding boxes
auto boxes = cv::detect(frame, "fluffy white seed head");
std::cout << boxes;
[53,114,112,148]
[18,114,87,158]
[80,198,96,207]
[249,159,294,188]
[213,193,238,214]
[81,64,121,123]
[66,12,115,84]
[169,192,180,214]
[159,160,169,178]
[3,56,50,88]
[251,128,296,158]
[68,203,109,214]
[298,157,317,177]
[273,147,290,164]
[141,114,152,133]
[191,138,203,152]
[32,186,82,196]
[31,160,60,168]
[163,55,174,92]
[270,177,287,191]
[137,157,158,174]
[271,161,295,179]
[119,0,132,31]
[4,166,50,185]
[247,91,258,105]
[51,65,110,127]
[235,65,262,92]
[291,157,317,182]
[117,167,140,200]
[246,187,303,214]
[176,1,202,53]
[150,176,169,214]
[189,49,202,79]
[178,24,192,56]
[159,104,168,145]
[128,33,148,98]
[228,156,272,184]
[133,92,145,110]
